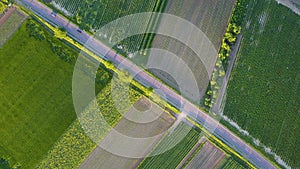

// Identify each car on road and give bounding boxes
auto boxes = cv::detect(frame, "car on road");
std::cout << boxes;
[50,11,56,17]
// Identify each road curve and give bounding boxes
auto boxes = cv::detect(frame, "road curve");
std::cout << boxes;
[18,0,277,168]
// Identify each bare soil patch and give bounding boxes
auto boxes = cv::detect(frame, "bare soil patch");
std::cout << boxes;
[0,7,27,46]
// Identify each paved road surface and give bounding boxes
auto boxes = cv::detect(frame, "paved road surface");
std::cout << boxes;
[18,0,277,168]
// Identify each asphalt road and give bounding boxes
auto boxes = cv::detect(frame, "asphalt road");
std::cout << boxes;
[18,0,277,168]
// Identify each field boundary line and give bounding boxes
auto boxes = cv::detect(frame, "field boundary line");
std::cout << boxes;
[213,34,243,114]
[175,136,207,169]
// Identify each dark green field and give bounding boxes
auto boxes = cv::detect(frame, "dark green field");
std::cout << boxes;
[0,20,109,168]
[224,0,300,168]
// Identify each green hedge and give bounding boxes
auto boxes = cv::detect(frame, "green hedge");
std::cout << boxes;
[26,19,77,63]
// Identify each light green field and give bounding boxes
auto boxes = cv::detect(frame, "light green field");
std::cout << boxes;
[0,19,109,168]
[37,79,143,168]
[224,0,300,168]
[36,120,96,169]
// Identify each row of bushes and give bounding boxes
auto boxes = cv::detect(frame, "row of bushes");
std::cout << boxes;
[218,0,249,62]
[203,0,249,109]
[203,58,225,108]
[218,23,241,61]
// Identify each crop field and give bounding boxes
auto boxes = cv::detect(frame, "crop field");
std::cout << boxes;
[175,136,206,168]
[223,0,300,168]
[184,141,225,169]
[0,19,111,168]
[79,97,175,169]
[148,0,236,102]
[219,157,246,169]
[47,0,163,54]
[157,0,236,48]
[137,122,201,169]
[37,82,142,168]
[0,21,77,168]
[0,8,27,47]
[37,120,96,169]
[51,0,157,29]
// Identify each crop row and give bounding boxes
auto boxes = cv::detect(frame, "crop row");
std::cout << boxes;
[50,0,160,54]
[221,158,246,169]
[138,123,201,169]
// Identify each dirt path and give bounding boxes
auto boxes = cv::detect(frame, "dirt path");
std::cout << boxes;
[213,34,243,114]
[0,6,16,26]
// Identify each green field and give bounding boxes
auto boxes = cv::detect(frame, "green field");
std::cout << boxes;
[36,120,96,169]
[0,19,110,168]
[224,0,300,168]
[220,157,246,169]
[37,79,142,168]
[138,122,201,169]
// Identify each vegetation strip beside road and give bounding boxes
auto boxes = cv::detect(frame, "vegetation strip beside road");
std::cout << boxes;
[203,0,247,109]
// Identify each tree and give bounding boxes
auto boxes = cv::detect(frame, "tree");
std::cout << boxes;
[0,158,21,169]
[58,26,66,33]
